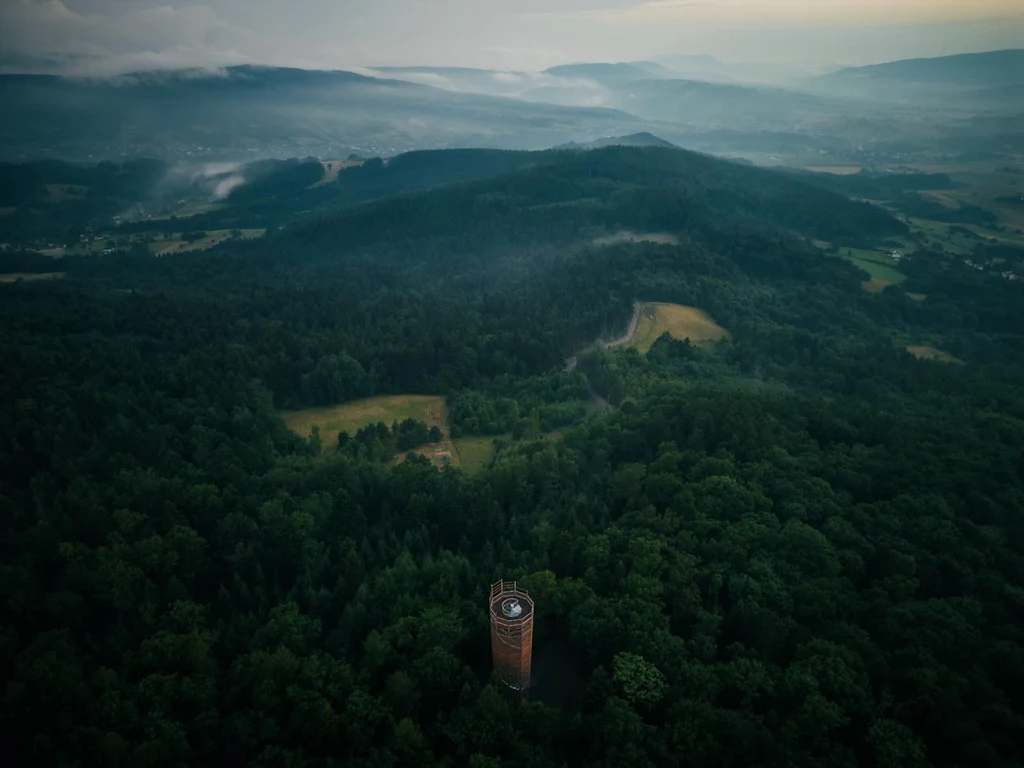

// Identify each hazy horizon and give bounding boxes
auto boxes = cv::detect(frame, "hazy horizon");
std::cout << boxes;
[1,0,1022,78]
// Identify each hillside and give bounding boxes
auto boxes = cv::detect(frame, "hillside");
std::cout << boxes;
[543,62,659,82]
[825,49,1024,86]
[554,132,678,150]
[0,65,646,161]
[814,49,1024,111]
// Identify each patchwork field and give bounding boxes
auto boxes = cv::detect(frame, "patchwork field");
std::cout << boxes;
[593,231,680,247]
[0,272,65,283]
[630,302,728,353]
[280,394,498,474]
[907,346,962,364]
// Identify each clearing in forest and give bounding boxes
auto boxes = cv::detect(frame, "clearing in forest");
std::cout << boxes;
[451,436,500,474]
[0,272,65,283]
[629,302,728,353]
[861,278,892,294]
[906,346,962,364]
[592,231,680,247]
[281,394,496,474]
[843,254,907,291]
[906,293,927,302]
[282,395,447,447]
[315,159,365,186]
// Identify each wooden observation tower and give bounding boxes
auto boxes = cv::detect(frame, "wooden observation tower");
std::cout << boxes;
[489,580,534,695]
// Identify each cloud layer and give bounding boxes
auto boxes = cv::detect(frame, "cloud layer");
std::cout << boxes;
[1,0,1021,77]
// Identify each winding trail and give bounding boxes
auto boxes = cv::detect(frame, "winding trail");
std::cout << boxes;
[564,301,641,374]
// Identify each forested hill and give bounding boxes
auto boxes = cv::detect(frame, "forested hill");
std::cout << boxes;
[282,146,905,262]
[2,145,1024,766]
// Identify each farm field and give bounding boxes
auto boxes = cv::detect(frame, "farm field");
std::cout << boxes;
[593,231,679,247]
[907,345,962,364]
[0,272,65,283]
[630,302,728,353]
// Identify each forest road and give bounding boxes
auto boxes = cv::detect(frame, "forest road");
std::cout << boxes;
[564,301,641,373]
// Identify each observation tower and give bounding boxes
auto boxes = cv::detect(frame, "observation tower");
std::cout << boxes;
[489,580,534,695]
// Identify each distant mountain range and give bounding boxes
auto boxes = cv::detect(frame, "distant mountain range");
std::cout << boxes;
[813,49,1024,111]
[825,49,1024,86]
[0,65,648,161]
[1,49,1019,163]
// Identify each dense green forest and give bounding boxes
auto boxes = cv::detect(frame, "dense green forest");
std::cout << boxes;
[2,147,1023,766]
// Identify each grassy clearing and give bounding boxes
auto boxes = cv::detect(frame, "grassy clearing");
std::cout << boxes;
[906,293,927,302]
[452,436,500,475]
[630,302,728,353]
[282,395,447,447]
[907,346,962,364]
[0,272,65,283]
[593,231,679,247]
[281,395,476,470]
[281,395,509,474]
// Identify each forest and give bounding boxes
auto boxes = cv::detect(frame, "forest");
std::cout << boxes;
[1,146,1023,767]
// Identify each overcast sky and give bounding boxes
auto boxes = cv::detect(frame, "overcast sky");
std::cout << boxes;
[1,0,1021,76]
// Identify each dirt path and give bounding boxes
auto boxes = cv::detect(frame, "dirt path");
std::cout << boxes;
[605,301,641,349]
[565,301,640,372]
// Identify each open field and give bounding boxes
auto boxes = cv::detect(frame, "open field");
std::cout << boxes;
[907,345,962,364]
[0,272,65,283]
[151,228,265,254]
[906,293,927,302]
[630,302,728,353]
[593,231,679,247]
